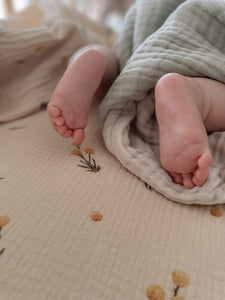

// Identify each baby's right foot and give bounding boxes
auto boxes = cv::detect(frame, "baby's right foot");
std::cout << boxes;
[155,73,212,189]
[47,47,107,145]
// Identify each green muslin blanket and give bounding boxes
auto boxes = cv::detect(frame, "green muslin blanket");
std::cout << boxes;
[99,0,225,205]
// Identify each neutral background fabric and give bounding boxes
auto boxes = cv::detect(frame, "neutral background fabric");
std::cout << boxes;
[1,2,225,299]
[1,102,225,299]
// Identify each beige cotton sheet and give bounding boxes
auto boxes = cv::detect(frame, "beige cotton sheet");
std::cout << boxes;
[1,101,225,300]
[1,2,225,299]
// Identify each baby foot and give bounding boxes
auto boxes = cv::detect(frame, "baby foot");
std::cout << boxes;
[155,73,212,189]
[47,48,106,145]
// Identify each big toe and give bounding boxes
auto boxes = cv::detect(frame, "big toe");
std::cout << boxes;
[182,173,195,189]
[193,150,212,186]
[72,129,85,145]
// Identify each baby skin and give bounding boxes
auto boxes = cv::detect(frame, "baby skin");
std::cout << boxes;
[47,45,225,189]
[47,45,118,144]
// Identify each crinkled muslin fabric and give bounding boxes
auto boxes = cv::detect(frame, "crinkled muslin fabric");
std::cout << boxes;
[99,0,225,205]
[1,3,225,299]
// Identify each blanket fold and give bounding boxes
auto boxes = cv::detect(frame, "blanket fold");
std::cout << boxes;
[99,0,225,205]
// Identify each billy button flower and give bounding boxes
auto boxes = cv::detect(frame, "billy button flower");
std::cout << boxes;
[146,285,166,300]
[0,215,10,256]
[84,148,94,154]
[71,149,82,156]
[0,216,10,228]
[210,207,223,217]
[71,146,101,173]
[172,270,190,297]
[90,211,103,222]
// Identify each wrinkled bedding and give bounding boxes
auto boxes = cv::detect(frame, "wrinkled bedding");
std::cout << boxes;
[99,0,225,205]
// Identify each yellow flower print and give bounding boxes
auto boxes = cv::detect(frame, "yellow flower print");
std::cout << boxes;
[172,270,190,298]
[210,207,223,217]
[90,211,103,222]
[172,270,190,288]
[71,145,101,173]
[71,149,82,156]
[84,148,95,154]
[61,56,69,64]
[72,142,81,147]
[0,215,10,257]
[35,45,44,52]
[146,285,166,300]
[0,216,10,228]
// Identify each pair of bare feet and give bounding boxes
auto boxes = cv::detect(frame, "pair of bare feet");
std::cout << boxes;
[47,45,225,189]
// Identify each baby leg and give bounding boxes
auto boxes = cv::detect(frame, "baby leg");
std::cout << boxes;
[47,45,118,145]
[155,73,225,189]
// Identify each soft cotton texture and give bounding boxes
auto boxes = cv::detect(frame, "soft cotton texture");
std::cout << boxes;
[1,3,225,299]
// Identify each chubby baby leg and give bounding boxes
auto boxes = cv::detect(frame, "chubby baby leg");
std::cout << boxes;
[47,45,118,145]
[155,73,225,189]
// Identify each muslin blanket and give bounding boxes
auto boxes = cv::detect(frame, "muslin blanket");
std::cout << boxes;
[99,0,225,205]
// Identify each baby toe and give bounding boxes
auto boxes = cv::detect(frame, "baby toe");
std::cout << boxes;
[72,129,85,145]
[192,168,208,186]
[63,129,72,138]
[169,172,183,185]
[47,104,61,118]
[53,116,65,126]
[192,150,212,186]
[182,173,196,189]
[55,125,68,135]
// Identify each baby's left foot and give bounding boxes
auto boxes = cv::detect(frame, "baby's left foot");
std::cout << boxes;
[155,73,212,189]
[47,47,107,145]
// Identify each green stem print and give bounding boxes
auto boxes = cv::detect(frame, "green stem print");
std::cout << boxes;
[0,216,10,257]
[146,270,190,300]
[71,146,101,173]
[174,285,180,296]
[0,248,5,256]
